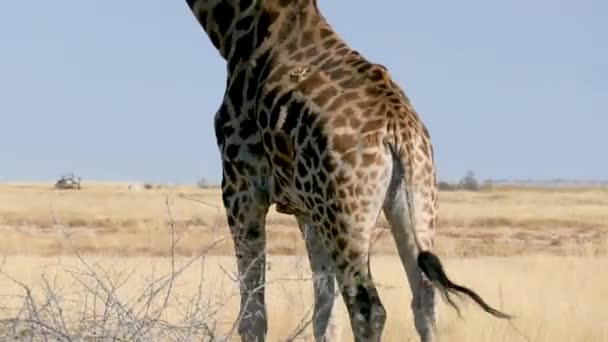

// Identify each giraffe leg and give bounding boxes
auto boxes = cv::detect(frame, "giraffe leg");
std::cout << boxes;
[298,219,343,342]
[308,218,386,342]
[337,247,386,342]
[384,188,437,342]
[221,178,270,342]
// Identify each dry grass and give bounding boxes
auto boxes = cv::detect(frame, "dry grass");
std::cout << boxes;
[0,183,607,257]
[0,182,607,341]
[438,187,608,230]
[3,183,607,231]
[1,254,607,341]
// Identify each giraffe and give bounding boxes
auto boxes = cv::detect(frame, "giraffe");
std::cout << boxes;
[183,1,512,341]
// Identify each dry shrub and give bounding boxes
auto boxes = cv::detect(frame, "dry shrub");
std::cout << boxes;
[0,197,318,342]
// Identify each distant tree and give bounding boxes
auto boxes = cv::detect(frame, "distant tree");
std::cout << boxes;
[481,178,494,190]
[459,170,480,191]
[438,180,458,191]
[197,177,209,189]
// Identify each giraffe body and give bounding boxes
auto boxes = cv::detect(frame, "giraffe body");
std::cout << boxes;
[183,1,511,341]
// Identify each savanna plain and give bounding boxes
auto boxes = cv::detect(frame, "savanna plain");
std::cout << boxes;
[0,183,607,341]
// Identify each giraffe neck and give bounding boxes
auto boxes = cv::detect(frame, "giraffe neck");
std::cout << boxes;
[186,0,335,73]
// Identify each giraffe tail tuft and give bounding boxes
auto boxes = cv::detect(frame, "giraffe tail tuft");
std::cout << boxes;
[417,251,514,320]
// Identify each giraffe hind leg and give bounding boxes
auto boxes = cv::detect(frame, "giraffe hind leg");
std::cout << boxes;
[336,245,386,342]
[298,218,343,342]
[305,218,386,342]
[384,186,513,342]
[383,186,438,342]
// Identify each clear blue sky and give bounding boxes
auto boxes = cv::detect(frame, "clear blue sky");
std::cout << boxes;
[1,1,606,184]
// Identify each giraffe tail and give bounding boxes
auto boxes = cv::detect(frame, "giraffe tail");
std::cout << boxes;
[417,251,513,319]
[392,127,513,320]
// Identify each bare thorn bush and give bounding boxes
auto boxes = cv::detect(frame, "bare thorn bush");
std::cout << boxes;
[0,196,317,341]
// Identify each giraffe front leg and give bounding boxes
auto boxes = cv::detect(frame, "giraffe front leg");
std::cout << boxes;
[298,219,343,342]
[222,179,270,342]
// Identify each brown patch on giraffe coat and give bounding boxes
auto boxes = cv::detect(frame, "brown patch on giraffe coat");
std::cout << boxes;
[327,91,359,111]
[341,151,358,167]
[347,248,360,261]
[332,133,356,154]
[424,162,434,174]
[310,51,332,65]
[342,107,355,117]
[300,30,315,47]
[336,237,347,251]
[285,40,298,53]
[419,138,431,157]
[339,77,363,89]
[322,38,339,49]
[346,185,355,197]
[349,116,361,129]
[291,51,306,62]
[313,86,339,107]
[364,85,383,97]
[298,71,328,94]
[361,118,385,134]
[319,26,333,39]
[360,132,383,149]
[415,152,426,164]
[334,171,348,185]
[332,114,347,127]
[273,133,292,157]
[266,65,290,85]
[277,0,291,8]
[304,46,319,57]
[322,155,337,173]
[361,152,378,165]
[369,68,385,82]
[355,99,380,112]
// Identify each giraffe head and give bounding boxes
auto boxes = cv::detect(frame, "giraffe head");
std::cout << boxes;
[185,0,321,61]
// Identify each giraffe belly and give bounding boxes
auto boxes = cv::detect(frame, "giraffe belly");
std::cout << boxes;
[267,172,305,216]
[275,203,298,215]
